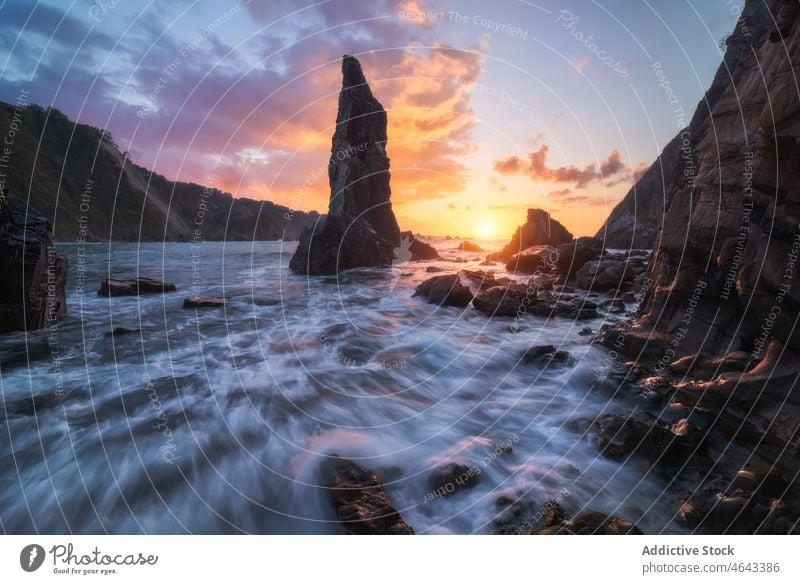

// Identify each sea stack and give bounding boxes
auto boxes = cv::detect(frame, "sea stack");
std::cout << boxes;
[0,189,68,333]
[290,55,401,275]
[490,208,573,261]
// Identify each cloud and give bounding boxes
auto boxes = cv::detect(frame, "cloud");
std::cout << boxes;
[493,145,630,189]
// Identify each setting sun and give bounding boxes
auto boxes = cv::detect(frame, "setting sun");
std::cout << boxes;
[476,221,495,240]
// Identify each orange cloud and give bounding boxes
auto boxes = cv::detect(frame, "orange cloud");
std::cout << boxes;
[493,145,629,189]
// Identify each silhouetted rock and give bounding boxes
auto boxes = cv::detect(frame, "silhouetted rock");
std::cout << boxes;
[456,240,484,252]
[0,193,67,333]
[400,230,440,260]
[324,457,414,535]
[98,277,176,297]
[290,55,401,275]
[553,237,604,278]
[490,209,573,261]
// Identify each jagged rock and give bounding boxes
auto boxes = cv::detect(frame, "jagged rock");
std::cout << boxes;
[324,457,413,535]
[290,56,400,275]
[183,295,227,308]
[538,511,644,535]
[490,209,573,261]
[456,240,484,252]
[0,192,67,333]
[98,277,176,297]
[413,274,473,307]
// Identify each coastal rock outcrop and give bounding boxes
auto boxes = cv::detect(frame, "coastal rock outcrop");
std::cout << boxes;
[609,0,800,370]
[98,277,176,297]
[291,55,423,275]
[0,191,67,333]
[489,208,573,261]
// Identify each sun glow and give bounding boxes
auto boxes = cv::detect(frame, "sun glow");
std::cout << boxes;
[476,221,495,240]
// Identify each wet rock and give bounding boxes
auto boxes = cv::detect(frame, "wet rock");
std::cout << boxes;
[553,237,604,279]
[678,485,799,534]
[0,193,68,333]
[472,283,534,317]
[567,308,598,320]
[183,295,227,308]
[413,274,473,307]
[456,240,484,252]
[575,258,644,292]
[425,266,444,273]
[290,56,401,275]
[522,345,575,368]
[505,245,558,274]
[556,511,643,535]
[98,277,177,297]
[428,461,480,497]
[490,209,573,261]
[324,457,414,535]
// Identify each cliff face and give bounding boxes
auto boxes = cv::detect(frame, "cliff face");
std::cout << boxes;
[614,0,800,407]
[0,191,67,333]
[0,102,319,242]
[290,56,401,275]
[595,0,779,249]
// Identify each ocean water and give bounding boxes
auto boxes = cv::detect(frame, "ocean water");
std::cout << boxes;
[0,240,676,534]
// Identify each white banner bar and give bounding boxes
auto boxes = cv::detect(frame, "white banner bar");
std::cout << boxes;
[0,535,797,583]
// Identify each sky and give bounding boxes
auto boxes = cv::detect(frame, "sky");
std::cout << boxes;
[0,0,743,238]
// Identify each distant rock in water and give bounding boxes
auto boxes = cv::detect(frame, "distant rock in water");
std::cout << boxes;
[290,56,401,275]
[183,295,226,308]
[490,209,573,261]
[0,191,67,333]
[98,277,176,297]
[456,240,484,252]
[401,230,439,261]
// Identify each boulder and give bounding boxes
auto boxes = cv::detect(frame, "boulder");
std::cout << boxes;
[505,246,558,274]
[290,56,401,275]
[400,230,440,261]
[0,193,67,333]
[553,237,604,279]
[574,257,645,291]
[472,283,535,317]
[98,277,177,297]
[324,457,414,535]
[413,274,473,307]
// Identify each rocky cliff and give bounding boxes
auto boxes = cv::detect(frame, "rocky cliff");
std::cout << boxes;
[0,102,319,242]
[595,0,780,249]
[611,0,800,414]
[0,189,67,333]
[290,55,435,275]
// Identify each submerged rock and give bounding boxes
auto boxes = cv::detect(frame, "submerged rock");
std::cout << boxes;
[183,295,227,308]
[0,192,67,333]
[427,461,480,497]
[324,457,414,535]
[98,277,177,297]
[522,345,575,368]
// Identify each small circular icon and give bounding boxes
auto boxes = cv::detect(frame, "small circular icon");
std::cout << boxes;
[20,544,46,572]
